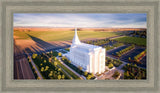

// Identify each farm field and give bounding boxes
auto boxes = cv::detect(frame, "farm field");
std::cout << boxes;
[14,30,120,41]
[14,28,147,80]
[14,30,122,56]
[112,36,146,46]
[13,13,147,80]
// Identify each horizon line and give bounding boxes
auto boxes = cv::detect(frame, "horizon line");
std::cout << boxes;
[14,26,147,29]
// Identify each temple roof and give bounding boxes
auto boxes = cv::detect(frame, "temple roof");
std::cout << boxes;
[71,28,103,52]
[72,28,81,45]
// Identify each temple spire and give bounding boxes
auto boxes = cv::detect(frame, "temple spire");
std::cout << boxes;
[72,27,81,45]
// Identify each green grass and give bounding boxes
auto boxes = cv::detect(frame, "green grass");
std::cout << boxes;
[57,61,81,79]
[14,30,120,41]
[112,36,146,46]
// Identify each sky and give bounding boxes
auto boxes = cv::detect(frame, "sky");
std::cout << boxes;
[13,13,147,28]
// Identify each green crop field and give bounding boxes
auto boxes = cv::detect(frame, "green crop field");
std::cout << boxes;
[14,30,120,41]
[112,36,146,46]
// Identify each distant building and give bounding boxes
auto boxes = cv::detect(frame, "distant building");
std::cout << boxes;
[67,28,105,74]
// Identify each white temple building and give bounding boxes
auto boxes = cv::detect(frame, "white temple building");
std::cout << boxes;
[67,28,106,74]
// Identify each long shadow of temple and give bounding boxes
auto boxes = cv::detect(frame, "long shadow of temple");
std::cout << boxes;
[26,34,70,54]
[27,34,54,50]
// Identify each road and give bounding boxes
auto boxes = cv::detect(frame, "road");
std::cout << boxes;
[29,56,43,79]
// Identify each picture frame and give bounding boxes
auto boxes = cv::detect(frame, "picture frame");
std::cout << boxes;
[0,0,159,93]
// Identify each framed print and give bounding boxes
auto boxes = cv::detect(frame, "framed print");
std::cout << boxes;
[0,0,160,93]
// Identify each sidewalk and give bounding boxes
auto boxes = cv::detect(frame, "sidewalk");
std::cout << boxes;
[29,56,43,80]
[58,58,86,80]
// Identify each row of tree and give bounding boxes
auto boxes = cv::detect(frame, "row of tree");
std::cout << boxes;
[115,45,135,57]
[86,39,110,46]
[134,49,146,62]
[104,42,124,51]
[61,56,95,80]
[32,53,70,80]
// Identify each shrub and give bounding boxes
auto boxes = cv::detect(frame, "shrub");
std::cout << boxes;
[112,71,120,79]
[32,54,37,59]
[108,63,114,69]
[58,52,62,57]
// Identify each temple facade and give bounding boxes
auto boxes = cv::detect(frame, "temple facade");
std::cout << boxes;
[68,28,105,74]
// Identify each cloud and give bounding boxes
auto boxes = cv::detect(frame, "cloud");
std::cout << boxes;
[14,13,147,28]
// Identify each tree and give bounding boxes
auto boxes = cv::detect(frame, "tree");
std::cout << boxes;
[28,59,31,62]
[45,66,49,71]
[54,57,57,61]
[32,54,37,59]
[134,64,137,67]
[91,73,94,77]
[87,75,91,80]
[126,71,130,77]
[130,73,134,79]
[54,61,58,66]
[112,71,120,79]
[32,66,35,70]
[41,67,44,72]
[48,71,53,77]
[62,74,65,79]
[50,51,53,54]
[68,61,71,64]
[44,60,46,63]
[111,59,113,62]
[78,66,83,71]
[127,63,130,67]
[70,77,73,80]
[58,68,61,71]
[128,57,131,61]
[58,52,62,57]
[84,71,88,76]
[108,63,113,69]
[37,77,41,80]
[58,75,61,80]
[49,58,52,63]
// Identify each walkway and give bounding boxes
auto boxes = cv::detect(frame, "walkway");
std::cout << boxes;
[29,56,43,80]
[58,58,86,80]
[57,65,73,79]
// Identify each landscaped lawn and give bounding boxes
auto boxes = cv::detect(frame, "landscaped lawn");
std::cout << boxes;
[56,61,81,79]
[112,36,146,46]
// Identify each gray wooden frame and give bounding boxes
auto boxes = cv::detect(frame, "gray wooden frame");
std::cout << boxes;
[0,0,159,93]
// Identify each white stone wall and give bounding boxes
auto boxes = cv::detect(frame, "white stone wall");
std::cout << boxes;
[69,45,105,74]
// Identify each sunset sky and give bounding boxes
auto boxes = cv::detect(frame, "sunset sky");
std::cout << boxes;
[14,13,147,28]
